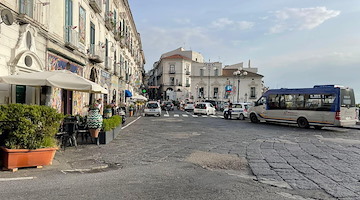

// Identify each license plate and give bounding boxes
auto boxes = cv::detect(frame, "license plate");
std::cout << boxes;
[150,109,155,112]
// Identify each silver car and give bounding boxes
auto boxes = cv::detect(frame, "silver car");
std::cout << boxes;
[144,101,162,116]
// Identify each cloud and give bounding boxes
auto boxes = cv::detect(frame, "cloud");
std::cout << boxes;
[174,18,191,25]
[211,18,254,30]
[269,7,340,33]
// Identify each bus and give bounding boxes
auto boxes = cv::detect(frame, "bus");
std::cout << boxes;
[248,85,357,129]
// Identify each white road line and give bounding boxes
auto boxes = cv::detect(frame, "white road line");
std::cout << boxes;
[219,116,224,118]
[0,177,35,181]
[166,110,169,115]
[182,114,188,117]
[174,114,179,117]
[121,116,141,130]
[192,115,198,118]
[164,114,169,117]
[211,115,217,118]
[202,115,208,118]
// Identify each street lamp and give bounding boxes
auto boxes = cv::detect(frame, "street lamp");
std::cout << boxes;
[203,62,216,100]
[233,67,248,103]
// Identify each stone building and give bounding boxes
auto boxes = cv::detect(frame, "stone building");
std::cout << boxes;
[148,47,264,103]
[0,0,145,115]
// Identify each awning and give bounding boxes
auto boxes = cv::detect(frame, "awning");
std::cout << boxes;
[125,90,132,97]
[0,70,108,94]
[131,95,147,101]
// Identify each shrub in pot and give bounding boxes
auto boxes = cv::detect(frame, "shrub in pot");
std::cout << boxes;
[0,104,64,171]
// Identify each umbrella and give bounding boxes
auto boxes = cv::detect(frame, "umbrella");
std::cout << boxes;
[131,95,148,101]
[0,70,108,94]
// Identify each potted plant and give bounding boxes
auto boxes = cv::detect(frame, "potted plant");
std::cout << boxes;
[0,104,64,171]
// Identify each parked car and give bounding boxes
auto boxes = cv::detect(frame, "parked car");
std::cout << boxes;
[223,103,251,120]
[184,101,195,111]
[194,102,216,115]
[144,101,161,116]
[161,101,174,111]
[204,100,219,110]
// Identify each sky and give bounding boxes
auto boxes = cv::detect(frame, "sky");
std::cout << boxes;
[129,0,360,101]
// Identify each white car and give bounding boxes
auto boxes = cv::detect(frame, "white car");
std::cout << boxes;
[144,101,161,116]
[193,102,216,115]
[223,103,251,120]
[184,101,195,111]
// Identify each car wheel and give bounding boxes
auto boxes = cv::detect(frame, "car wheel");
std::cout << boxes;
[250,113,259,123]
[239,114,245,120]
[297,117,309,128]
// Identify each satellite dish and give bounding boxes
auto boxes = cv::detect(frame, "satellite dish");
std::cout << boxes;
[1,9,14,26]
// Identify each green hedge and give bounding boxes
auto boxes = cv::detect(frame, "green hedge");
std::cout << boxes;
[102,115,122,131]
[0,104,64,149]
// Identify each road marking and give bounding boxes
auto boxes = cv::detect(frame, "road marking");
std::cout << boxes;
[192,115,198,118]
[219,116,224,119]
[0,177,35,181]
[174,114,179,117]
[202,115,208,118]
[182,114,188,117]
[164,114,169,117]
[166,110,169,115]
[121,116,141,130]
[211,115,217,118]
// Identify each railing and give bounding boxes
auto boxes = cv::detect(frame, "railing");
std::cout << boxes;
[169,70,176,74]
[105,57,113,72]
[89,0,102,13]
[186,84,190,87]
[89,44,104,63]
[18,0,47,25]
[64,26,79,49]
[186,71,190,75]
[113,63,119,76]
[105,11,114,31]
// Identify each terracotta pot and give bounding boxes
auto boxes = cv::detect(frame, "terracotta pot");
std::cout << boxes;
[0,147,57,170]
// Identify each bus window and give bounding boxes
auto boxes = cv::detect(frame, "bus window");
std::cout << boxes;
[341,89,355,107]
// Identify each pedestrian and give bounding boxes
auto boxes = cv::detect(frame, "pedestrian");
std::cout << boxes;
[87,101,103,146]
[228,101,233,119]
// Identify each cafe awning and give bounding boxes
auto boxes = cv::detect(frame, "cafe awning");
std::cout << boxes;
[131,95,147,101]
[0,70,108,94]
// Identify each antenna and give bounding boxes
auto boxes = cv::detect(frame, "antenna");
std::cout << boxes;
[0,9,14,26]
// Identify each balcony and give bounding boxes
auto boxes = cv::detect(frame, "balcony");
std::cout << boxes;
[88,44,104,63]
[114,31,123,42]
[186,71,190,75]
[89,0,102,13]
[105,12,114,31]
[169,70,176,74]
[113,63,120,76]
[18,0,47,26]
[105,57,113,72]
[64,26,78,50]
[186,84,190,87]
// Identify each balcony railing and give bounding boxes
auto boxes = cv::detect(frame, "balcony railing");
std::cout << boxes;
[169,70,175,74]
[186,71,190,75]
[64,26,78,50]
[89,0,102,13]
[105,57,113,72]
[89,44,104,63]
[18,0,47,25]
[113,63,119,76]
[186,84,190,87]
[105,11,114,31]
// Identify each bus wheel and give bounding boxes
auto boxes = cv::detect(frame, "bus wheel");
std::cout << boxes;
[297,117,309,128]
[314,126,323,130]
[239,114,245,120]
[250,113,259,123]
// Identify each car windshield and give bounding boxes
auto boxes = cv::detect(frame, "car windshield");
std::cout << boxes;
[195,104,206,109]
[147,103,159,108]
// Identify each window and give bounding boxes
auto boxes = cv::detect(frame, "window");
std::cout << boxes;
[213,87,218,98]
[214,69,219,76]
[170,77,175,86]
[170,65,175,74]
[16,85,26,104]
[186,78,189,85]
[64,0,73,42]
[200,69,204,76]
[90,22,95,54]
[250,87,256,98]
[199,87,204,98]
[79,6,86,45]
[19,0,34,17]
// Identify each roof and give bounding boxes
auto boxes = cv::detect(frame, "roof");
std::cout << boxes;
[161,54,192,61]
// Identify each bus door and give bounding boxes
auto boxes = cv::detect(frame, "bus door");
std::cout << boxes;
[253,96,267,119]
[339,88,356,126]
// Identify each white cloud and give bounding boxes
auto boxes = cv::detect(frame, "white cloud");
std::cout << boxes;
[174,18,191,25]
[211,18,254,30]
[269,7,340,33]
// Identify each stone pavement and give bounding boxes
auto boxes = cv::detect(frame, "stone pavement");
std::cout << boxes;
[246,136,360,199]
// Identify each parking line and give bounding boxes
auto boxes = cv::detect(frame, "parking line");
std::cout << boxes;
[202,115,208,118]
[174,114,179,117]
[0,177,35,181]
[121,116,142,130]
[164,114,169,117]
[182,114,188,117]
[192,115,198,118]
[211,115,217,118]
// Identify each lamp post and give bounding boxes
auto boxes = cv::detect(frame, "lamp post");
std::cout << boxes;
[203,62,216,100]
[233,67,248,103]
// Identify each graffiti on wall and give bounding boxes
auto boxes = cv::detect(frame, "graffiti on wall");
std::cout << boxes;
[50,87,62,113]
[47,53,83,76]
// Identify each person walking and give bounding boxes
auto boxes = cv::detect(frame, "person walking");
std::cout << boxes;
[87,99,103,146]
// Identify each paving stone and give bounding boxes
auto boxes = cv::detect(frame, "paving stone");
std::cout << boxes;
[320,172,358,183]
[341,182,360,193]
[251,167,278,176]
[288,162,311,168]
[285,179,319,190]
[268,162,293,169]
[256,174,284,181]
[277,172,306,180]
[265,156,287,163]
[323,185,358,198]
[249,162,270,169]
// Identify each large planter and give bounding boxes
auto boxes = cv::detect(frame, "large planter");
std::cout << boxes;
[0,147,57,171]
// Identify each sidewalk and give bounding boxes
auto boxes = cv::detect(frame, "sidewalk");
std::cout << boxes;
[0,114,141,177]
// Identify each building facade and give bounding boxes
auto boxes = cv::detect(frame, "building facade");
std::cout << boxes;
[0,0,145,115]
[148,47,264,103]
